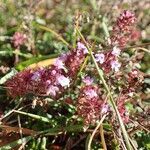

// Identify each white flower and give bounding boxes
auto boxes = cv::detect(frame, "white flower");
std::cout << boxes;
[111,46,121,56]
[77,42,88,54]
[47,85,59,96]
[111,60,121,72]
[56,75,70,87]
[84,89,98,99]
[95,53,105,64]
[128,92,134,97]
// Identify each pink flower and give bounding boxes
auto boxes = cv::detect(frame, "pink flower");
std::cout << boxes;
[83,76,94,85]
[46,85,59,96]
[5,69,32,98]
[95,53,105,64]
[46,80,51,85]
[132,70,138,75]
[111,46,121,56]
[59,53,69,62]
[77,85,103,125]
[5,41,87,98]
[77,42,88,54]
[51,70,57,75]
[56,75,70,87]
[111,10,136,47]
[12,32,27,48]
[111,60,121,72]
[84,89,98,99]
[31,71,41,81]
[65,49,86,77]
[130,29,141,41]
[54,58,66,70]
[127,69,143,88]
[117,98,129,123]
[117,10,136,32]
[101,103,109,114]
[119,10,135,25]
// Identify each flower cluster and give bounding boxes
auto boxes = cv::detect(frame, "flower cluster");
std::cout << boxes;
[95,46,121,73]
[117,95,129,123]
[77,84,103,125]
[5,69,32,98]
[127,69,144,88]
[77,76,109,125]
[111,10,136,47]
[5,42,87,98]
[121,69,144,96]
[12,32,27,48]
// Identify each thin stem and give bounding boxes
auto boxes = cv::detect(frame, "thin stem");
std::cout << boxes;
[77,55,89,77]
[129,137,138,150]
[87,115,106,150]
[1,98,23,121]
[18,115,25,150]
[12,50,33,58]
[124,43,150,50]
[39,124,84,135]
[73,10,79,48]
[104,42,150,51]
[134,47,150,54]
[100,125,107,150]
[35,24,69,46]
[77,42,95,77]
[76,28,132,150]
[14,49,19,64]
[129,119,150,133]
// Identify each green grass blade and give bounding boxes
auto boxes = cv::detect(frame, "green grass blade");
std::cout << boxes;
[15,54,59,70]
[0,68,18,84]
[0,136,32,150]
[34,24,69,46]
[14,110,52,123]
[102,17,110,38]
[85,134,91,150]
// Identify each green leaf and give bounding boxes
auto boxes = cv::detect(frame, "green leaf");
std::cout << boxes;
[34,24,69,46]
[0,68,18,84]
[102,17,110,38]
[0,136,32,150]
[35,138,41,150]
[126,103,134,112]
[40,137,47,150]
[144,78,150,84]
[15,54,59,70]
[103,123,112,131]
[0,51,13,56]
[0,50,32,58]
[85,134,91,150]
[43,125,83,136]
[14,110,52,123]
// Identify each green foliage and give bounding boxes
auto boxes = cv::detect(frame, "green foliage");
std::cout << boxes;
[0,136,32,150]
[135,132,150,150]
[0,68,17,84]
